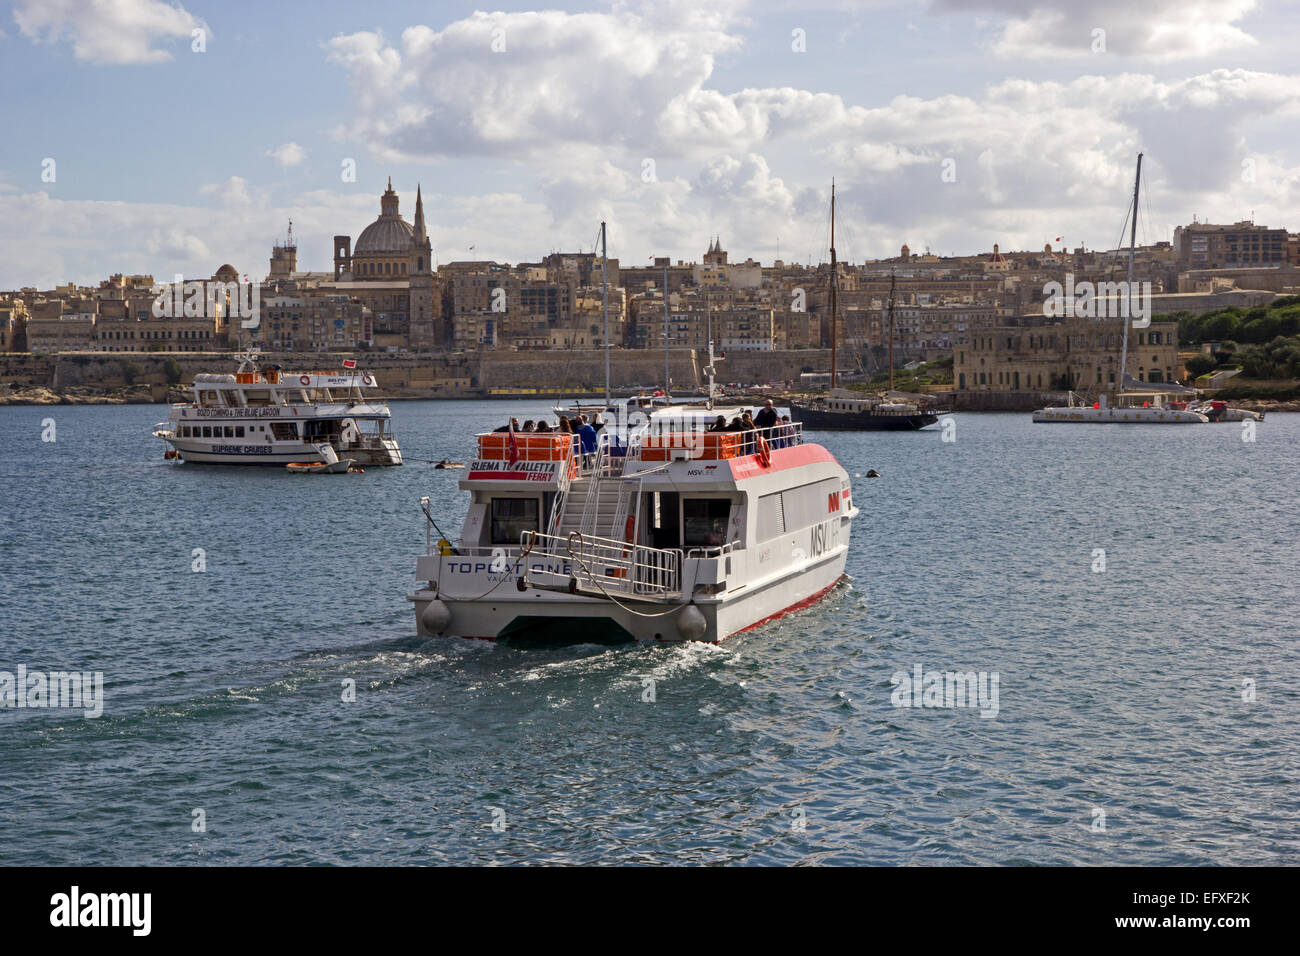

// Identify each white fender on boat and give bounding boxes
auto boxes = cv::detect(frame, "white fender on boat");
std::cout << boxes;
[676,604,708,641]
[421,599,451,635]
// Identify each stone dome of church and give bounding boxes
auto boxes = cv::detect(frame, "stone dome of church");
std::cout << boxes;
[354,178,416,254]
[355,216,414,254]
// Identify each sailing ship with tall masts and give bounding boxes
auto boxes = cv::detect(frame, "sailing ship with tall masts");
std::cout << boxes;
[1033,153,1208,424]
[788,180,946,431]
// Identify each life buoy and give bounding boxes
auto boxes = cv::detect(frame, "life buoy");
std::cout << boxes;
[756,434,772,468]
[624,516,635,544]
[361,373,374,386]
[299,374,311,386]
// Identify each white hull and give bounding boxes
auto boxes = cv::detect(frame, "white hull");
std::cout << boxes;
[1032,406,1208,424]
[163,438,403,466]
[409,548,847,644]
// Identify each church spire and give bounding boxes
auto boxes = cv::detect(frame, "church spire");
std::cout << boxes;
[414,183,427,241]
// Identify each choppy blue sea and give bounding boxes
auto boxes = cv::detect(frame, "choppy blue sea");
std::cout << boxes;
[0,401,1296,864]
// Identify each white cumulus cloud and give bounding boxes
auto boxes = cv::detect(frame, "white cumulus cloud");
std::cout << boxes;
[934,0,1260,61]
[12,0,206,65]
[266,143,307,168]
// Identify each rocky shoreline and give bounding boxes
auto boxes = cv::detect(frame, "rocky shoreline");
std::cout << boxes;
[1219,398,1300,413]
[0,385,157,405]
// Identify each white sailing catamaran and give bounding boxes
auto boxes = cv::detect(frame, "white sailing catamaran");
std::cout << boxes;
[1033,153,1208,424]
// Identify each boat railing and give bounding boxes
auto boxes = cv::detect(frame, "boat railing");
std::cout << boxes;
[342,434,394,449]
[636,421,803,461]
[521,530,681,599]
[684,540,742,560]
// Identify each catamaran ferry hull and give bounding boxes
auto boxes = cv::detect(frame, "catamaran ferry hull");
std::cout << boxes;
[409,410,857,645]
[409,550,848,644]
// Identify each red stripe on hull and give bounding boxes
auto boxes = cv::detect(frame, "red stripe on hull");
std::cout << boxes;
[725,575,844,639]
[728,442,838,480]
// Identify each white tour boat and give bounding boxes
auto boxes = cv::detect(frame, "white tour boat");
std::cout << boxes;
[152,352,403,466]
[409,407,857,644]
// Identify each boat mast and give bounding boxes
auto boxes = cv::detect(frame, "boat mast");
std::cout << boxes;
[829,179,838,390]
[1118,153,1142,394]
[887,270,896,393]
[601,220,610,407]
[706,291,714,409]
[663,258,670,400]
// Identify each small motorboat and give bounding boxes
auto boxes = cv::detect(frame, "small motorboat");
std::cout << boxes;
[287,459,357,474]
[434,460,465,469]
[287,442,358,473]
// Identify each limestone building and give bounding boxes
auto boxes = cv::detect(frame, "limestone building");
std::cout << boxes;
[954,317,1181,392]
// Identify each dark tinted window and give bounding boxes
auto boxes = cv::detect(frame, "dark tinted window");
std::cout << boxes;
[491,498,539,545]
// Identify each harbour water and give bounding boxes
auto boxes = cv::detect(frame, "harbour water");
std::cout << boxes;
[1,401,1296,865]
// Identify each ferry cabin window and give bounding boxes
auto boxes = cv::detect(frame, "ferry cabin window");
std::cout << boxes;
[490,498,539,544]
[683,499,730,547]
[202,426,212,438]
[270,422,299,441]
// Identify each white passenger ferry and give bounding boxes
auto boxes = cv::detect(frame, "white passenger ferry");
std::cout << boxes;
[153,353,403,466]
[409,407,857,644]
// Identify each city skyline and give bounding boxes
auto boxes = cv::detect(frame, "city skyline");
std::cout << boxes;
[3,0,1300,289]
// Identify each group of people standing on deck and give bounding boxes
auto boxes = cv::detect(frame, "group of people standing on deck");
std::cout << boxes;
[493,399,796,461]
[706,399,797,453]
[494,413,606,461]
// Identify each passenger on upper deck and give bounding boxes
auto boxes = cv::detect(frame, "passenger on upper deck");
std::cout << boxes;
[577,415,598,465]
[754,399,778,432]
[775,415,796,448]
[558,416,573,434]
[493,418,520,433]
[708,415,728,432]
[521,420,535,432]
[535,420,552,433]
[740,410,756,455]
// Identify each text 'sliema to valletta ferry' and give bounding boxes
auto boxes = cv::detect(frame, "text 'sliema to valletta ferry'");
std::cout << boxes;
[152,352,403,466]
[409,406,858,644]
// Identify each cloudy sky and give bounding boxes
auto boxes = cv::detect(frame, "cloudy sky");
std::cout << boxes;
[1,0,1298,288]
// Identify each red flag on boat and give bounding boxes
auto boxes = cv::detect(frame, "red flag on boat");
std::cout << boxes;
[507,419,519,466]
[342,359,357,368]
